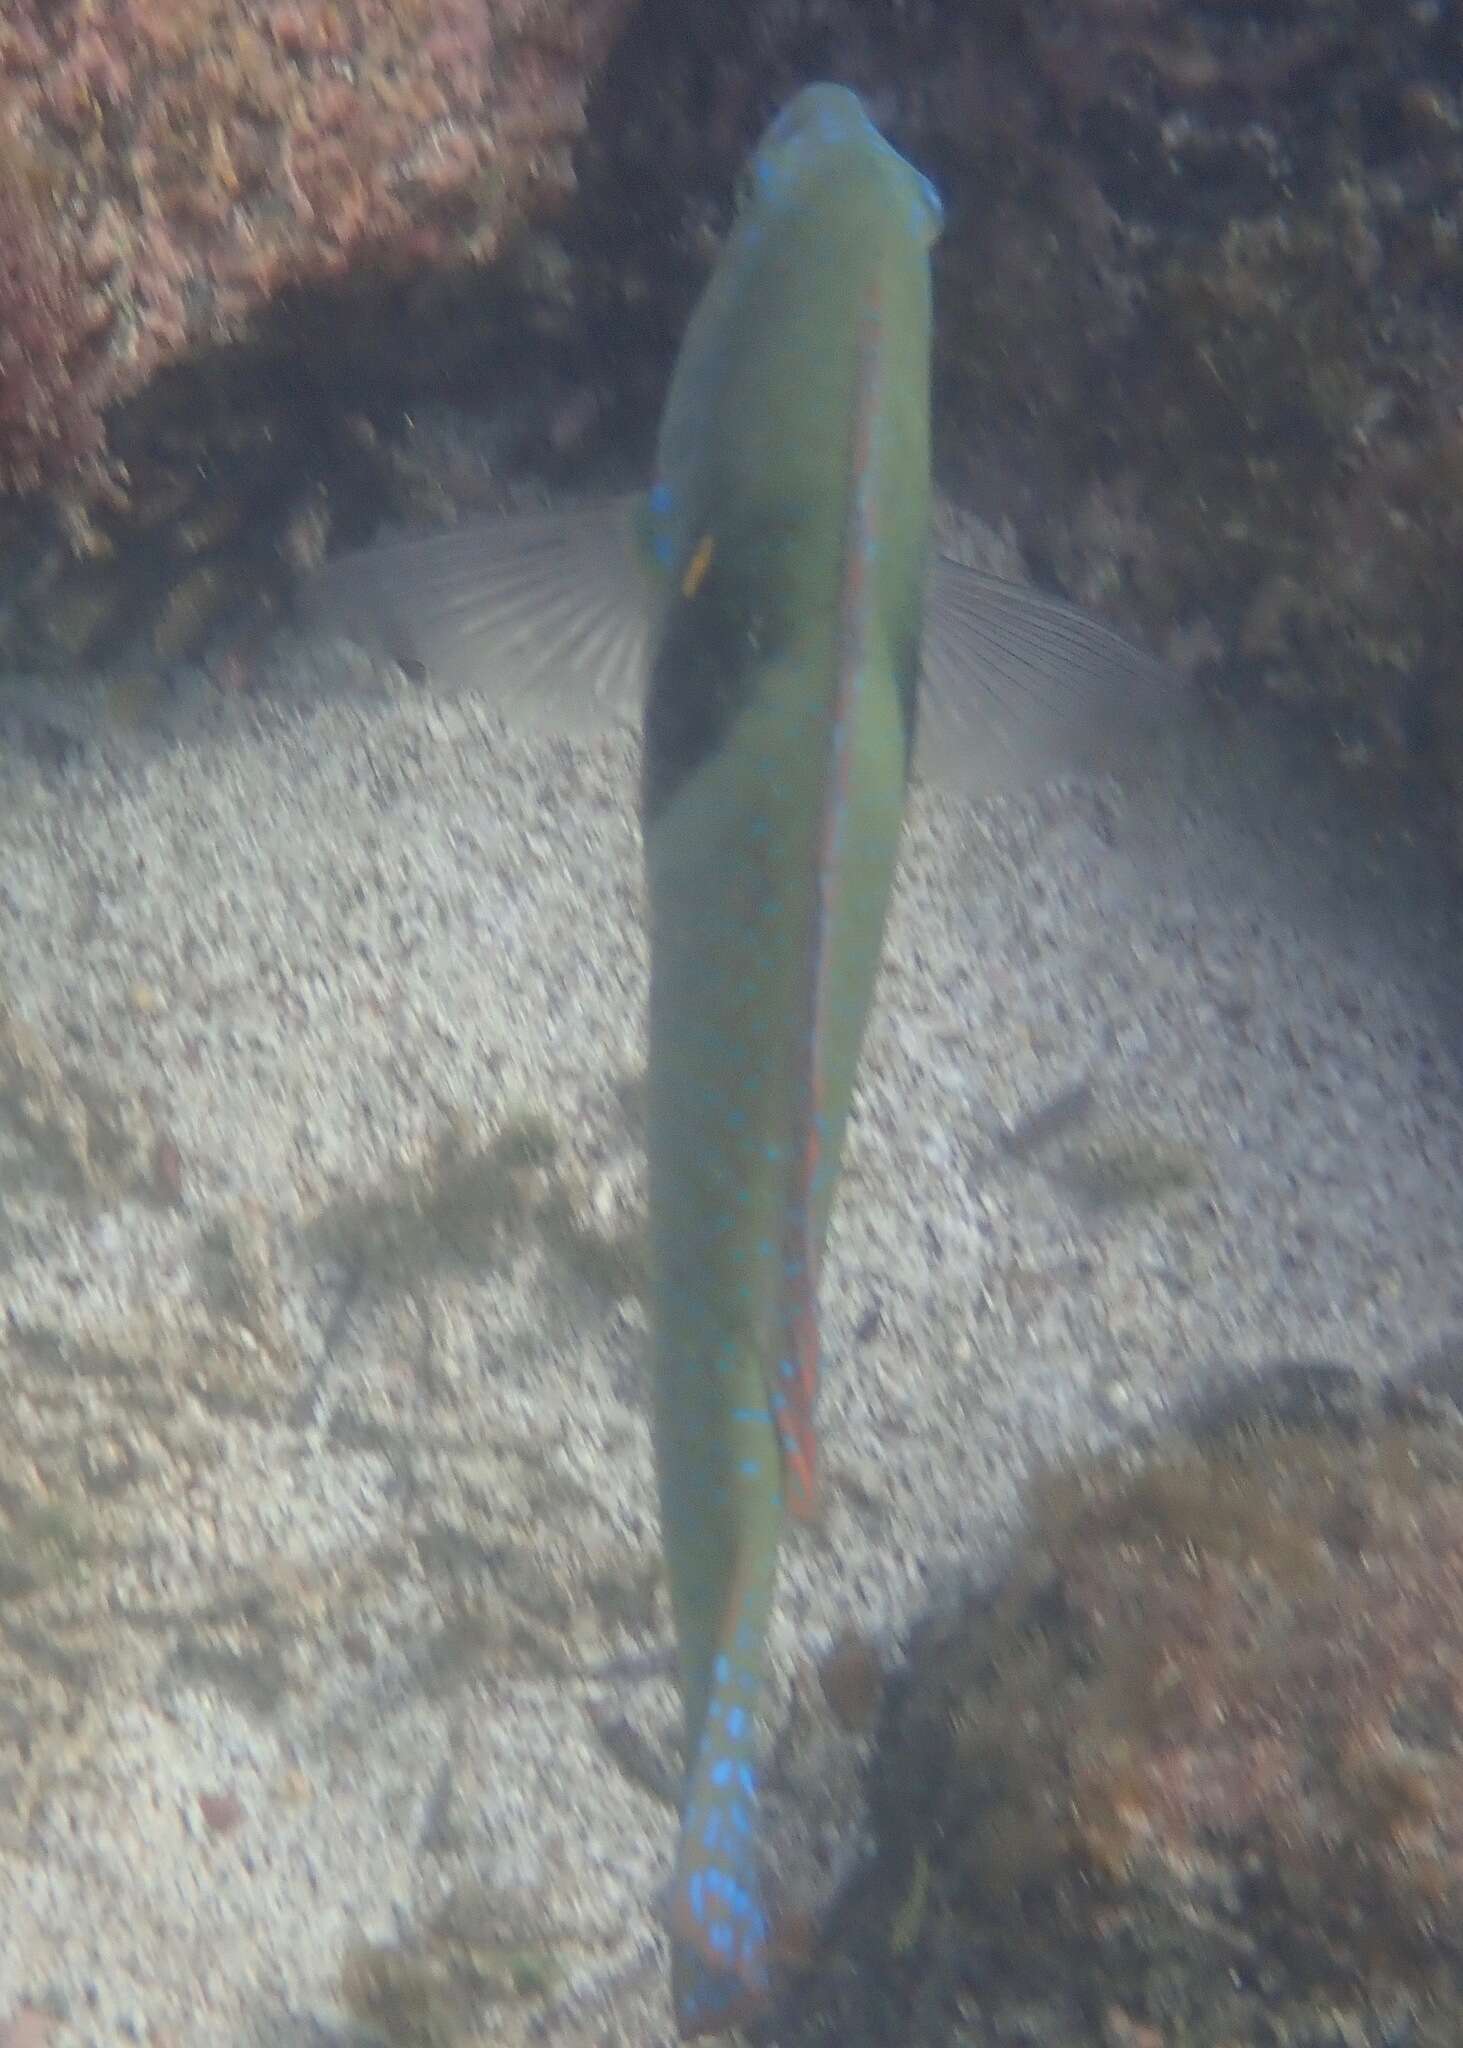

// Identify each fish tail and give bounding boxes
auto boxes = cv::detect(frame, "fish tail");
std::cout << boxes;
[668,1550,776,2037]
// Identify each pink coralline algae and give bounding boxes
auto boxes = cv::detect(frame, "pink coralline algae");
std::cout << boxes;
[0,132,114,496]
[0,0,634,497]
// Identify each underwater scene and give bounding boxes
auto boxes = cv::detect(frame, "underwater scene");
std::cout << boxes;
[3,5,1463,2045]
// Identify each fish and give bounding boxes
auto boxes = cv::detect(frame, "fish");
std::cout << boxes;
[304,81,1175,2038]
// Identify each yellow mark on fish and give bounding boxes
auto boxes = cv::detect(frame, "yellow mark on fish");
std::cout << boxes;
[681,533,716,599]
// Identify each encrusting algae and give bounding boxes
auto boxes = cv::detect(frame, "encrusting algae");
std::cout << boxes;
[777,1357,1463,2048]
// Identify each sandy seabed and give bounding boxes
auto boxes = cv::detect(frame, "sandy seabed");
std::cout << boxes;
[1,597,1461,2047]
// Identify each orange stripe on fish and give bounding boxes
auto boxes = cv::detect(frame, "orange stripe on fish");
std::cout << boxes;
[773,283,886,1525]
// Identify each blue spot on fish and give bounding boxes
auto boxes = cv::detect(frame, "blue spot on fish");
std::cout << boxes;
[647,482,677,568]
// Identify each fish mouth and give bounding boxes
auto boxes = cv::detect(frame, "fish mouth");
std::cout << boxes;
[746,83,943,241]
[760,81,872,155]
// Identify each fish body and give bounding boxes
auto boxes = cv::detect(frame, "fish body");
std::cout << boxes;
[639,84,940,2033]
[303,83,1174,2040]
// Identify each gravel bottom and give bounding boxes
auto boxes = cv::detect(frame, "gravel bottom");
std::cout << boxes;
[0,608,1460,2047]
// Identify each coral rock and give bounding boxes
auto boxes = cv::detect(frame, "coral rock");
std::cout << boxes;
[786,1359,1463,2047]
[0,0,634,498]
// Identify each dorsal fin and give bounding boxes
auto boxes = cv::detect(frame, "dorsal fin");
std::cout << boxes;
[770,282,895,1523]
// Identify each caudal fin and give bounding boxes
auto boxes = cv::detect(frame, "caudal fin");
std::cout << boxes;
[668,1712,771,2037]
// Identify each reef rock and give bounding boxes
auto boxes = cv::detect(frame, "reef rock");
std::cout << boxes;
[0,0,633,499]
[783,1358,1463,2048]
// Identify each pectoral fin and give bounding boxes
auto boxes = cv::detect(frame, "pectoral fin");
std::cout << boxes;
[300,495,652,736]
[916,554,1179,797]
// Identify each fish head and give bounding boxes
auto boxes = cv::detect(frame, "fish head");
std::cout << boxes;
[739,83,944,251]
[646,81,945,575]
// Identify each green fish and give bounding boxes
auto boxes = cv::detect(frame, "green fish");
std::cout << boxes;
[306,81,1172,2037]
